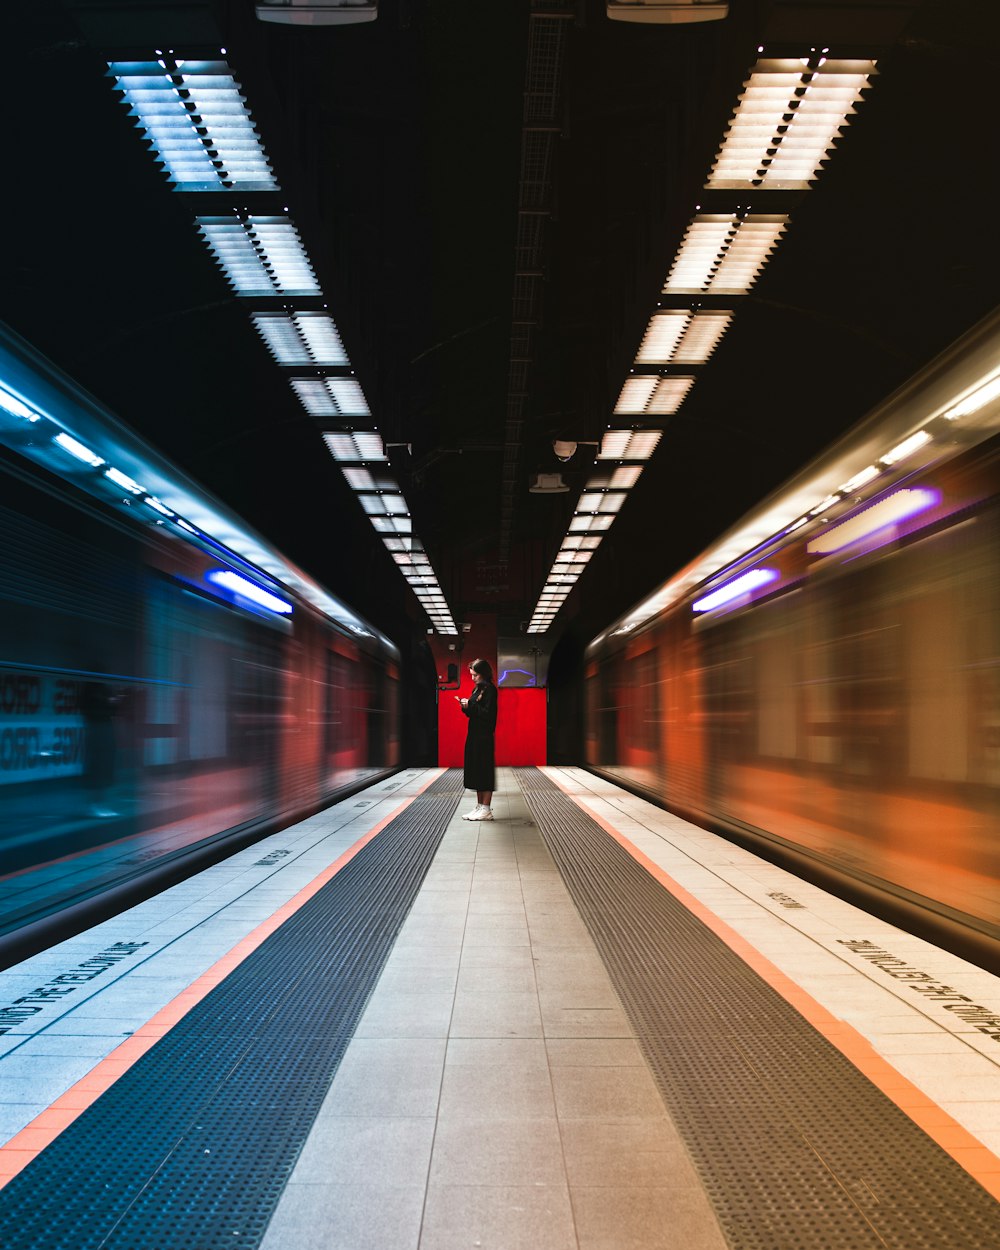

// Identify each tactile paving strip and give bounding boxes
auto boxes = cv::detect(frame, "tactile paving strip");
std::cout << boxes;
[516,768,1000,1250]
[0,771,463,1250]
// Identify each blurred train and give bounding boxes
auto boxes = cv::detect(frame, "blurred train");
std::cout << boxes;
[586,309,1000,970]
[0,324,400,966]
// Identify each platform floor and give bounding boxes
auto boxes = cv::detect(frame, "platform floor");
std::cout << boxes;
[1,767,998,1249]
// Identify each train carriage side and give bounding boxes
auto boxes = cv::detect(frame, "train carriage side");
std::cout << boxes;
[585,312,1000,966]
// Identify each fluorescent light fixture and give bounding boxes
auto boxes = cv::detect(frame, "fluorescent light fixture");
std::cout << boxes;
[663,215,788,295]
[54,432,104,466]
[586,466,642,490]
[881,430,931,466]
[0,384,41,422]
[370,515,412,534]
[577,491,626,514]
[323,431,386,462]
[145,496,174,517]
[840,465,879,493]
[636,313,686,363]
[615,376,695,415]
[807,488,939,555]
[251,312,348,366]
[108,60,278,192]
[105,466,145,495]
[291,377,370,417]
[636,311,733,365]
[342,467,396,491]
[692,568,779,612]
[569,513,615,532]
[941,370,1000,422]
[706,59,877,191]
[359,493,407,516]
[599,430,662,461]
[197,216,320,296]
[383,536,424,553]
[206,569,293,614]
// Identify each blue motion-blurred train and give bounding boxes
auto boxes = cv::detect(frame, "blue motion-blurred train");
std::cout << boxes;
[0,323,400,966]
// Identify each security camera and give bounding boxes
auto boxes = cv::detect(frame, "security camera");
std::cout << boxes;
[553,439,577,462]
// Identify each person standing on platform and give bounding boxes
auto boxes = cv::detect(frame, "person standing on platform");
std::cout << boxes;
[457,657,497,821]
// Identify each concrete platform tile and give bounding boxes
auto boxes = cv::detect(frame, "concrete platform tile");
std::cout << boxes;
[374,967,459,995]
[559,1119,695,1187]
[420,1183,576,1250]
[445,1037,549,1070]
[570,1185,728,1250]
[353,990,455,1039]
[541,1003,633,1039]
[550,1064,667,1120]
[261,1181,425,1250]
[533,957,614,993]
[545,1038,647,1068]
[449,989,542,1039]
[381,947,462,972]
[539,987,623,1015]
[428,1117,565,1186]
[458,946,536,973]
[455,964,538,994]
[322,1057,443,1118]
[438,1058,556,1121]
[466,895,526,916]
[287,1115,435,1187]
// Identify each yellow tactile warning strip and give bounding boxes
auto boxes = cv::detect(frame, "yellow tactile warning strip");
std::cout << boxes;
[543,768,1000,1204]
[0,769,445,1191]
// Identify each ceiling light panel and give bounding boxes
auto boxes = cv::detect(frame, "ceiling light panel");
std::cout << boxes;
[370,515,413,534]
[382,536,424,553]
[341,467,396,491]
[110,59,460,641]
[598,430,662,461]
[358,492,408,516]
[706,59,877,190]
[662,215,788,295]
[636,311,733,365]
[251,312,348,366]
[323,432,387,462]
[108,60,278,192]
[615,376,695,415]
[577,491,627,514]
[569,514,614,533]
[586,466,642,490]
[197,216,320,295]
[290,377,370,417]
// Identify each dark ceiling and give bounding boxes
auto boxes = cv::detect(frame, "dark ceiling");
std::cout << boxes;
[3,0,1000,658]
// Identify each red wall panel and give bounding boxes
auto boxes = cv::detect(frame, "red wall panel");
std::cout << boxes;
[427,615,547,768]
[496,687,546,766]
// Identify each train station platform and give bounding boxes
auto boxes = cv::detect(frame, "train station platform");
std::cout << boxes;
[0,767,998,1249]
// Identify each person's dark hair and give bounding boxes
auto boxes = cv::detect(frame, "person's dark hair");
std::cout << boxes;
[470,658,493,682]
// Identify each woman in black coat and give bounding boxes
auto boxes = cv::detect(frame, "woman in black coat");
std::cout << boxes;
[457,657,497,821]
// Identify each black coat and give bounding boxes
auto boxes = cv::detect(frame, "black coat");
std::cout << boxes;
[462,680,497,791]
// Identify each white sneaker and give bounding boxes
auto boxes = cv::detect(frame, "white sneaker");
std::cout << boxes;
[462,805,483,821]
[476,808,494,821]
